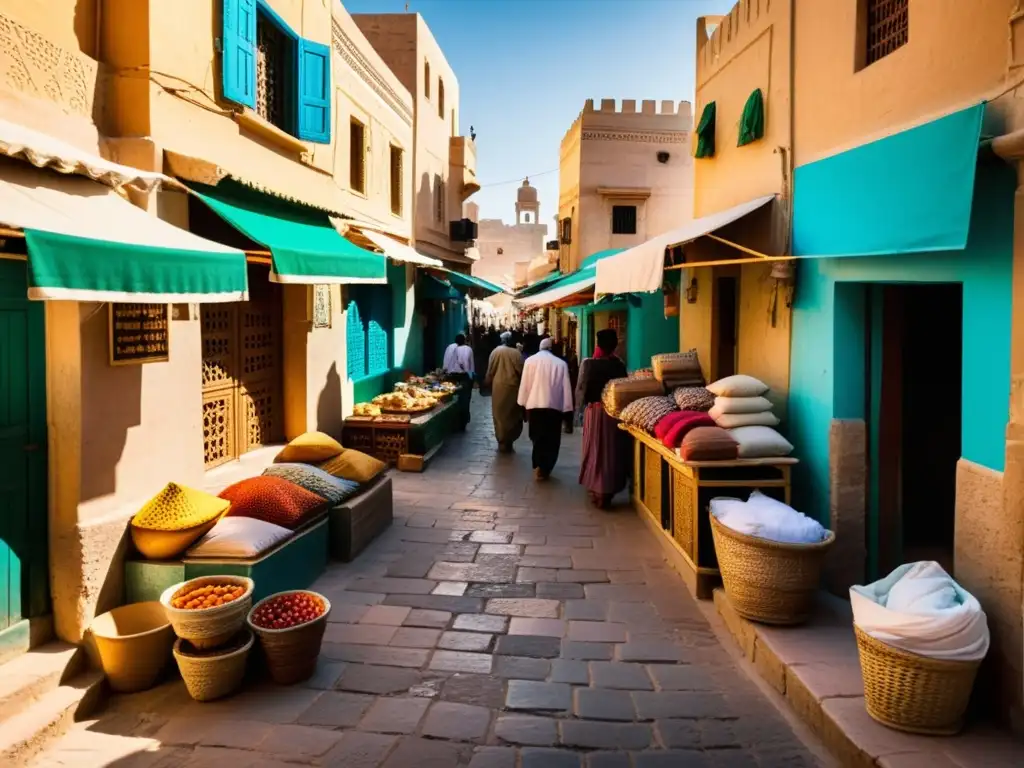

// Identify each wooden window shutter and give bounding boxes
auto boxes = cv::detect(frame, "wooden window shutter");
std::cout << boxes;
[350,120,365,193]
[296,38,331,143]
[221,0,257,109]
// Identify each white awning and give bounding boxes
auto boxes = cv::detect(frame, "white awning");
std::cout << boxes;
[515,274,596,309]
[594,195,777,294]
[0,118,171,192]
[352,227,443,267]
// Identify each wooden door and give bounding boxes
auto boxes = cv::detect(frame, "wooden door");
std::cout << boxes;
[714,276,738,380]
[608,311,627,363]
[0,259,48,629]
[201,265,283,469]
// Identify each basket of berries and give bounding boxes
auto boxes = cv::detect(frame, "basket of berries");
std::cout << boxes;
[159,576,254,650]
[247,590,331,684]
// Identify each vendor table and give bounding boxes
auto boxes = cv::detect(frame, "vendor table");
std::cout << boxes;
[343,396,458,472]
[622,425,797,599]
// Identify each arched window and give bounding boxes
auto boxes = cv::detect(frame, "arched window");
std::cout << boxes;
[424,61,430,99]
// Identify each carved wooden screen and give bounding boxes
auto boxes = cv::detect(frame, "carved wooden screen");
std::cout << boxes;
[201,265,284,469]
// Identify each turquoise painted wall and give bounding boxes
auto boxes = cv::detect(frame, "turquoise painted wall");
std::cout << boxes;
[570,293,678,371]
[787,162,1015,524]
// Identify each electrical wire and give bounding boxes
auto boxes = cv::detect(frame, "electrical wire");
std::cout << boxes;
[478,167,558,188]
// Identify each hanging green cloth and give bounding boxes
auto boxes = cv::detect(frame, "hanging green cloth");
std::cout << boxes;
[738,89,765,147]
[695,101,716,158]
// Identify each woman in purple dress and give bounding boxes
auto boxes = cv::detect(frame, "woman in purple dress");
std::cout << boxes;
[577,329,630,508]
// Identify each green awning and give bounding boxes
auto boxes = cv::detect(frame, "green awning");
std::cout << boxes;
[695,101,716,159]
[0,163,247,302]
[191,182,386,285]
[418,274,461,300]
[515,269,564,298]
[442,269,505,296]
[514,249,624,309]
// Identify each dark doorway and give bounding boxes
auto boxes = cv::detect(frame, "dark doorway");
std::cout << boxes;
[714,276,738,379]
[870,283,962,576]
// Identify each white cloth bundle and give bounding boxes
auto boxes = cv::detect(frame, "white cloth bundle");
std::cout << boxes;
[710,491,828,545]
[850,561,990,662]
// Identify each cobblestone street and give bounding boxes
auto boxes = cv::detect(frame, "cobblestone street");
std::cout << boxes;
[32,399,826,767]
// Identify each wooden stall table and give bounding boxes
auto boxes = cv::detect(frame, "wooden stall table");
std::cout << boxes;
[343,396,458,473]
[621,425,797,600]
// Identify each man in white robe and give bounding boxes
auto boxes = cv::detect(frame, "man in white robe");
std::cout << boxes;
[517,338,574,480]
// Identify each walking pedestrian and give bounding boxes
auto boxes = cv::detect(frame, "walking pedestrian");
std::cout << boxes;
[577,329,630,508]
[443,333,475,431]
[484,331,524,453]
[518,337,574,480]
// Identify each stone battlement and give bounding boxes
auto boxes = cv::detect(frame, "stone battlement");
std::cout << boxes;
[562,99,692,148]
[697,1,780,78]
[584,98,690,116]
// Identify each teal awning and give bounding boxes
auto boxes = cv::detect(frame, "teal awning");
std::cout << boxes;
[441,269,505,296]
[793,102,985,258]
[516,249,624,308]
[515,269,564,298]
[418,274,461,300]
[0,163,247,302]
[191,182,386,285]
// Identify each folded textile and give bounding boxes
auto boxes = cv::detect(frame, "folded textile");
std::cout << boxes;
[710,491,828,544]
[850,561,990,662]
[662,410,715,448]
[678,426,738,461]
[709,396,773,416]
[714,411,780,429]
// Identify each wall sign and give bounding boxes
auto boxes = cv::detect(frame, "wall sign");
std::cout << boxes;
[313,285,332,328]
[109,303,170,365]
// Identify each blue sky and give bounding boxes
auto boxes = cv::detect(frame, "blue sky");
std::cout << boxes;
[343,0,734,223]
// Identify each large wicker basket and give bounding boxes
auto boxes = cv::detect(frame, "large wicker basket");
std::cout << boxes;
[247,590,331,685]
[710,513,834,625]
[854,625,981,735]
[173,629,253,702]
[160,576,254,650]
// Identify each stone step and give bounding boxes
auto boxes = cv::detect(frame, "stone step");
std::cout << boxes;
[0,669,105,767]
[0,643,84,725]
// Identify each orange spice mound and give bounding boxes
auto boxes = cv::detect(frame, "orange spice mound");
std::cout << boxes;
[171,584,246,610]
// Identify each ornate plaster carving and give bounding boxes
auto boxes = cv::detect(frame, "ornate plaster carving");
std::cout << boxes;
[582,130,688,144]
[331,20,413,127]
[0,12,96,117]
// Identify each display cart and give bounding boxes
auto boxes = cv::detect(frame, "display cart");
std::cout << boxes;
[621,424,797,599]
[342,396,459,472]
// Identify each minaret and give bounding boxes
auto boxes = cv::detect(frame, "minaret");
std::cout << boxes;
[515,178,540,225]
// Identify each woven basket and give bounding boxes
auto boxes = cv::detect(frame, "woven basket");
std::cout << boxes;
[602,377,665,418]
[710,513,834,625]
[160,576,254,650]
[854,625,980,735]
[247,590,332,685]
[173,629,253,702]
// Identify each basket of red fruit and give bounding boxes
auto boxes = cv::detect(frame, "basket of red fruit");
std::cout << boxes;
[247,590,331,684]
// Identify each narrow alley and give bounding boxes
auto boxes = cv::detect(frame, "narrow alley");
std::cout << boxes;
[29,399,825,768]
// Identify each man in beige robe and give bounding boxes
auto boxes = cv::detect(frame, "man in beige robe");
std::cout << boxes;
[484,331,524,452]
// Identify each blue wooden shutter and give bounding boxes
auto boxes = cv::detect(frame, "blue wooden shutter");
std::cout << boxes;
[346,291,367,381]
[222,0,257,109]
[296,38,331,143]
[367,286,391,376]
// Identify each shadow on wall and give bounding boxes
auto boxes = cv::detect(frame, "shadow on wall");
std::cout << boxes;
[418,172,434,231]
[79,304,137,503]
[315,362,342,435]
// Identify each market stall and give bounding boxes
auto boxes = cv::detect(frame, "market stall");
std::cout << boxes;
[344,372,462,472]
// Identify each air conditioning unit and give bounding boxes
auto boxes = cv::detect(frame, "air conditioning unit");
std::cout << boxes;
[449,218,478,242]
[545,240,559,251]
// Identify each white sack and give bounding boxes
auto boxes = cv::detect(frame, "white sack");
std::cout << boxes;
[850,561,989,662]
[710,491,828,545]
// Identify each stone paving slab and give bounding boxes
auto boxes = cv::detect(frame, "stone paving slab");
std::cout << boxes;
[28,400,827,768]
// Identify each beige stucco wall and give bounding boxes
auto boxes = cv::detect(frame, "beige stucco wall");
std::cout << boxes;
[558,118,582,272]
[353,12,473,265]
[793,0,1015,164]
[474,218,548,287]
[559,99,692,272]
[0,1,423,643]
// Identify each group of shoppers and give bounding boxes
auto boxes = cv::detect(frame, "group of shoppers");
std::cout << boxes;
[443,328,629,505]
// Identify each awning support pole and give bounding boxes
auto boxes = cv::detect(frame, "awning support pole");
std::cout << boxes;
[702,233,773,259]
[665,255,796,271]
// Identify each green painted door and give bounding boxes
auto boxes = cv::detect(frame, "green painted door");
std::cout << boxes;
[0,259,48,630]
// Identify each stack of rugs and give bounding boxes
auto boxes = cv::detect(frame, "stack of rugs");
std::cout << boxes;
[613,370,794,463]
[129,431,388,563]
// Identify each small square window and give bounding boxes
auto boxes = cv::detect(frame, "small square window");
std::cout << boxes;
[350,120,366,194]
[390,146,404,217]
[611,205,637,235]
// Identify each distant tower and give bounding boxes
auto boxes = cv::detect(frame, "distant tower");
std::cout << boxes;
[515,178,539,225]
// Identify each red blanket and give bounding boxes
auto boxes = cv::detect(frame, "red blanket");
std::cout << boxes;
[654,410,715,448]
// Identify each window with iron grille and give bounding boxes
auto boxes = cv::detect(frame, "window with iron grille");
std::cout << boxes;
[256,11,289,130]
[390,145,404,217]
[435,177,445,223]
[560,217,572,245]
[863,0,908,67]
[347,285,392,381]
[350,119,366,194]
[611,205,637,235]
